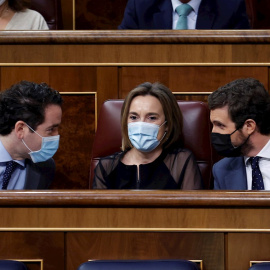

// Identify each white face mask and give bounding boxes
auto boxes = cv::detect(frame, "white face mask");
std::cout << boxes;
[22,124,60,163]
[0,0,6,6]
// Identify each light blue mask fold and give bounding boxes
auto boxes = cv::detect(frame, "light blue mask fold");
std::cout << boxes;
[128,121,166,152]
[22,124,60,163]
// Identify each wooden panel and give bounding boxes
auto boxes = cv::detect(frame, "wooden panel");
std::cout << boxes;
[174,94,209,103]
[233,44,270,63]
[2,31,270,64]
[75,0,127,30]
[0,67,50,90]
[49,66,119,113]
[49,67,97,92]
[52,94,95,189]
[0,44,233,64]
[66,232,224,270]
[0,205,270,230]
[61,0,73,30]
[120,67,269,98]
[0,232,64,270]
[0,66,119,113]
[228,233,270,270]
[96,67,119,113]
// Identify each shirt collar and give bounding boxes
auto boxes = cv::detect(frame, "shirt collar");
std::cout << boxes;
[171,0,202,14]
[0,138,26,167]
[244,138,270,165]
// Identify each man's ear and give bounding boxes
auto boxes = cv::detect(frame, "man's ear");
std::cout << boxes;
[243,119,257,135]
[14,121,27,139]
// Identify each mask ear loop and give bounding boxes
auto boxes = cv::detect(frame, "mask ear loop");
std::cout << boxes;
[230,120,246,136]
[159,131,167,143]
[158,121,167,143]
[159,121,167,128]
[22,139,33,152]
[21,123,42,152]
[230,121,250,149]
[230,128,238,136]
[24,123,42,138]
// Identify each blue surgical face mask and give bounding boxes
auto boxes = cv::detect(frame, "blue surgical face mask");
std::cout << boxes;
[128,121,167,152]
[22,124,60,163]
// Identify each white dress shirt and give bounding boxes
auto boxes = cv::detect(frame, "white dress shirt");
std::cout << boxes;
[171,0,202,29]
[244,139,270,190]
[0,139,26,190]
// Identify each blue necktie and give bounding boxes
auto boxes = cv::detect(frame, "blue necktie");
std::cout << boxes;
[2,161,17,190]
[249,157,264,190]
[175,4,193,29]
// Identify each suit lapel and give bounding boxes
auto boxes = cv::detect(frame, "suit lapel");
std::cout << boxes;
[153,0,173,29]
[24,160,40,189]
[196,0,216,29]
[224,157,247,190]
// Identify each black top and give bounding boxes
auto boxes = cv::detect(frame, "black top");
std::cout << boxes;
[93,148,203,189]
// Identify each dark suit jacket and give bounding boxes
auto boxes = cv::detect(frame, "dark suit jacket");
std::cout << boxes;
[119,0,250,29]
[213,157,248,190]
[23,158,55,189]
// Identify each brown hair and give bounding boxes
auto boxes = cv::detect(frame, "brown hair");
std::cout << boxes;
[8,0,30,11]
[121,82,183,151]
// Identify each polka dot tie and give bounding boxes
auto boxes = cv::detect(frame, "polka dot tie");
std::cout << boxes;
[175,4,193,29]
[249,157,264,190]
[2,161,17,190]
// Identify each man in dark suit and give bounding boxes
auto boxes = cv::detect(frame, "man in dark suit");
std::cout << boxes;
[208,78,270,190]
[119,0,250,29]
[0,81,63,190]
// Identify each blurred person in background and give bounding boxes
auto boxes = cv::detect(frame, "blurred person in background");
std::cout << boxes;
[0,0,48,30]
[119,0,250,30]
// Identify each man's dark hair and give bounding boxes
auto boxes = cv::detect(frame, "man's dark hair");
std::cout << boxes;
[0,81,63,135]
[208,78,270,135]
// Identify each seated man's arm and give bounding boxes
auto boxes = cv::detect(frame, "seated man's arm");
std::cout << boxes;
[213,163,222,190]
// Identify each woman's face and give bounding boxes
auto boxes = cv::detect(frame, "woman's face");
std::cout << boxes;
[128,95,167,141]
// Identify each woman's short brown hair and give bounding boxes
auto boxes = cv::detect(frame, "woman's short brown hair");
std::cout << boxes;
[8,0,30,11]
[121,82,183,151]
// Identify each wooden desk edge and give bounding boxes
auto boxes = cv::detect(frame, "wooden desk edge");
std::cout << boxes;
[0,190,269,207]
[1,30,270,44]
